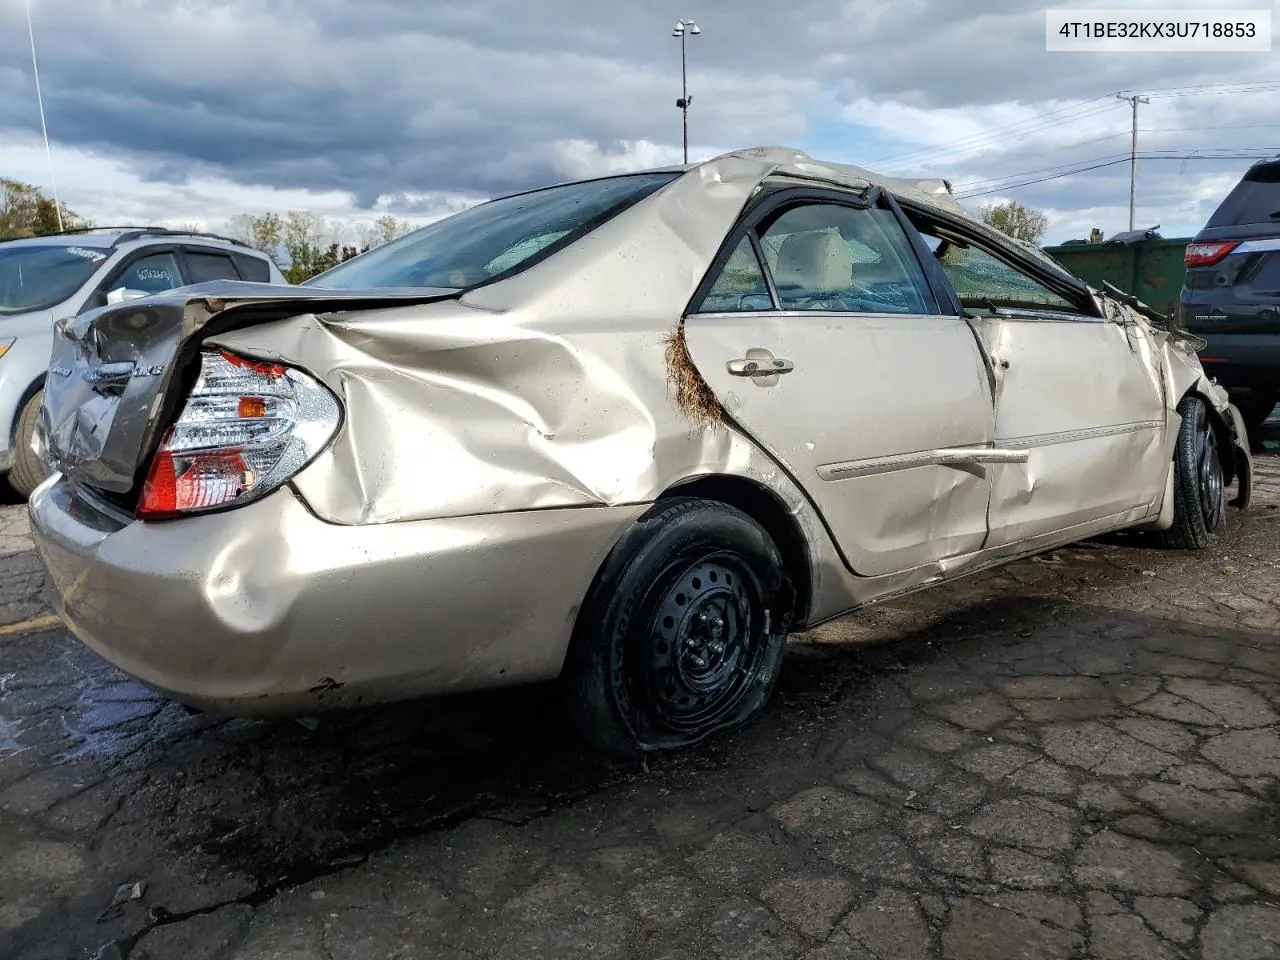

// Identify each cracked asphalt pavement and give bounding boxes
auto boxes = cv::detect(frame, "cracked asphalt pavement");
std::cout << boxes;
[3,458,1280,960]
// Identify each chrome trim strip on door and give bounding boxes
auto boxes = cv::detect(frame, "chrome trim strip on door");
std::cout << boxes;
[1001,419,1163,449]
[817,446,1029,481]
[989,306,1106,323]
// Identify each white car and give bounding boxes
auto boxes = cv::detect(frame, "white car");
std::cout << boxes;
[0,228,286,496]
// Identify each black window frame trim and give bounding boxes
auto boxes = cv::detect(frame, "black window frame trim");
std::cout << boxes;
[686,185,953,319]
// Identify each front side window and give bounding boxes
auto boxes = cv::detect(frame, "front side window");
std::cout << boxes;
[117,253,184,294]
[921,234,1074,311]
[0,244,111,314]
[304,172,679,291]
[755,203,936,314]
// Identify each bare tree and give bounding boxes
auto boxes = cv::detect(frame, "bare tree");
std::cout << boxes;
[980,200,1048,245]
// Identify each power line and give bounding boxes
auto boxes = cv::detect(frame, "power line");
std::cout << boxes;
[954,154,1274,199]
[955,147,1280,193]
[865,80,1280,171]
[864,97,1125,166]
[949,131,1133,175]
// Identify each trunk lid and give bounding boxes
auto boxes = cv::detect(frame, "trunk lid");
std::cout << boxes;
[39,280,459,495]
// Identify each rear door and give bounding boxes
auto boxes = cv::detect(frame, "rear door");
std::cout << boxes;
[681,188,1000,578]
[180,248,245,284]
[906,212,1167,547]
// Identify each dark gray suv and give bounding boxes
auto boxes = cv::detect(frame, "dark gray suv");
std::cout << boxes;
[1178,157,1280,433]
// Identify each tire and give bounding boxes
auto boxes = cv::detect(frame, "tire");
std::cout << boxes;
[1158,394,1227,550]
[562,497,794,759]
[7,390,51,499]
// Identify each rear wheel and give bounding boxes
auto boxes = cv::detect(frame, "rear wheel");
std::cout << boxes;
[562,498,794,759]
[1159,395,1227,550]
[7,391,51,499]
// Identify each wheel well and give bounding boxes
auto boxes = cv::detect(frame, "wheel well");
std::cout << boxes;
[660,475,814,626]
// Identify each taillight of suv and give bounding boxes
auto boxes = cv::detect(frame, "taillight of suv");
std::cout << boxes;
[137,349,341,519]
[1185,241,1240,267]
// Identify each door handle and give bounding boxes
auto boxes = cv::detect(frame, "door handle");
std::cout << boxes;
[728,357,795,377]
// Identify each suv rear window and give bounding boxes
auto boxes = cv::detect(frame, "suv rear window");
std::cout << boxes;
[1205,160,1280,228]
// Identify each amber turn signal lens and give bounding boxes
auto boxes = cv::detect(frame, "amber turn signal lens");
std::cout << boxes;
[238,397,268,418]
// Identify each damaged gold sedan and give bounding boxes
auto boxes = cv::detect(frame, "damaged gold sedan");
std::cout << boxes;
[28,147,1252,757]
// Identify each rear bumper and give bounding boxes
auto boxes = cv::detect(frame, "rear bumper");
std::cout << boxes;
[1189,334,1280,390]
[28,476,644,716]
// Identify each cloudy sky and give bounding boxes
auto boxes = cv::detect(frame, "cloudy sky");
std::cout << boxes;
[2,0,1278,244]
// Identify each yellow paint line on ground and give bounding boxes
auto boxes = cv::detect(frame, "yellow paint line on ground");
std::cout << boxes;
[0,614,63,637]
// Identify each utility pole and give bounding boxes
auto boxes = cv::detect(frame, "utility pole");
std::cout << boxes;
[1117,92,1148,232]
[672,20,701,164]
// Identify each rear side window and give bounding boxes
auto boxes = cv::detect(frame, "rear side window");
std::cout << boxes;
[698,237,773,312]
[232,254,271,282]
[1206,161,1280,228]
[757,202,937,314]
[185,251,242,283]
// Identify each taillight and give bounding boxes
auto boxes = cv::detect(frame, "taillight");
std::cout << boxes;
[137,349,340,519]
[1184,241,1239,267]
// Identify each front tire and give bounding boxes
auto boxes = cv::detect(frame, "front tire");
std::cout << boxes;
[562,498,794,759]
[7,391,51,499]
[1159,394,1227,550]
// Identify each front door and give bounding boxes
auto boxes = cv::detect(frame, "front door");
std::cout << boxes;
[918,228,1167,547]
[681,191,998,578]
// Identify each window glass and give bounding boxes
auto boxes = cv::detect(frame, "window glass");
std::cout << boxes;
[0,244,110,314]
[185,251,241,284]
[117,253,184,294]
[1206,160,1280,228]
[233,254,272,282]
[757,203,936,314]
[304,172,678,291]
[697,237,773,312]
[921,234,1073,310]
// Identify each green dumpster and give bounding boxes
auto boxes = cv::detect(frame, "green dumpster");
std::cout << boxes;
[1042,237,1191,316]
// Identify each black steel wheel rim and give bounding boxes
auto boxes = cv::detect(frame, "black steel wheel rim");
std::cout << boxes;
[1193,403,1225,528]
[637,552,767,736]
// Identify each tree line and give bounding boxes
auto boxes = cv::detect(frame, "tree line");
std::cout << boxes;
[2,178,415,282]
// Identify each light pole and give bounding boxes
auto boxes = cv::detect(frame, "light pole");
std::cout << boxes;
[672,19,701,164]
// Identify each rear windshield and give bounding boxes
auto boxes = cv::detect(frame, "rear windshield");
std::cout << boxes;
[304,172,679,291]
[0,244,109,314]
[1205,161,1280,228]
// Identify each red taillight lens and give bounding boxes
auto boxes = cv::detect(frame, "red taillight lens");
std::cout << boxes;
[137,350,340,519]
[1184,241,1239,267]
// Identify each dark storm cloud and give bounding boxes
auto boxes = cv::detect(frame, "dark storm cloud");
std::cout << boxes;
[1,0,1277,224]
